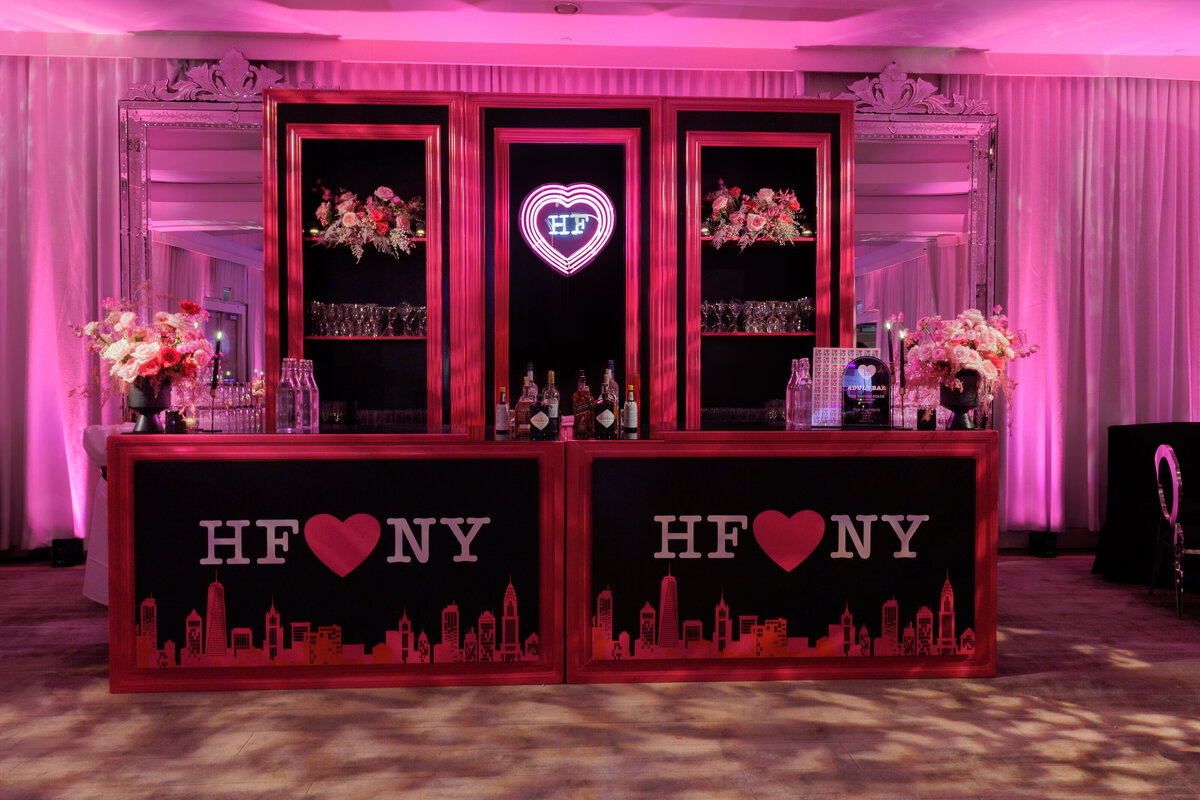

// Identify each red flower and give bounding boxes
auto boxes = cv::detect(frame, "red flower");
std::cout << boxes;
[179,300,202,315]
[160,347,182,368]
[788,199,800,211]
[730,186,740,197]
[370,208,385,222]
[179,357,197,378]
[375,221,390,236]
[137,358,161,377]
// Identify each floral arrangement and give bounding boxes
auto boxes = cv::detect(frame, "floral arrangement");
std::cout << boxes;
[314,184,424,262]
[71,298,215,394]
[901,306,1039,406]
[703,179,806,250]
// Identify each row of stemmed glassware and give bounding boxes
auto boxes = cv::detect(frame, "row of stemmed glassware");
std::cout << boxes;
[308,301,427,337]
[700,298,814,333]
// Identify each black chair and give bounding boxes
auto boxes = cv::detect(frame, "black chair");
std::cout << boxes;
[1149,444,1200,618]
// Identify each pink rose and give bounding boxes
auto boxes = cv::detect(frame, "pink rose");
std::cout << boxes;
[115,360,141,383]
[747,214,766,232]
[192,349,212,370]
[137,358,161,377]
[341,212,358,228]
[712,195,731,214]
[756,188,774,204]
[375,186,395,201]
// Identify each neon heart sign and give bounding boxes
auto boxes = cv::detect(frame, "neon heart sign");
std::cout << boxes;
[518,182,615,276]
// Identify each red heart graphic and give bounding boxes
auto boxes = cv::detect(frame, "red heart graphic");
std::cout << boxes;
[304,514,381,577]
[752,510,826,572]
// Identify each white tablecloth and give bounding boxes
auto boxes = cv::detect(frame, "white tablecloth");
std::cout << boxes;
[81,423,133,605]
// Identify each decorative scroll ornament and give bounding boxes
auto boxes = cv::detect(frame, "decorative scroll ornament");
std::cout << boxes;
[519,183,615,276]
[127,49,297,101]
[838,62,991,115]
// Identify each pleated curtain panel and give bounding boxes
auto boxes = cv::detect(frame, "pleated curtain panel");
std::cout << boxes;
[0,56,1197,550]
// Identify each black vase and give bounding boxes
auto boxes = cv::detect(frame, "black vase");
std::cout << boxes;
[939,370,981,430]
[127,378,172,434]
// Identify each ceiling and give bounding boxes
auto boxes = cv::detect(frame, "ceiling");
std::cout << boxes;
[3,0,1199,75]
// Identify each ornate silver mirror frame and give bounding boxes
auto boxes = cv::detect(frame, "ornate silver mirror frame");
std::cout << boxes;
[839,63,998,313]
[120,50,303,382]
[119,50,296,298]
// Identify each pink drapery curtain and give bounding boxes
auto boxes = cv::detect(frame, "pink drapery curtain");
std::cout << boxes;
[6,54,1197,550]
[0,57,801,551]
[0,56,173,551]
[944,75,1200,533]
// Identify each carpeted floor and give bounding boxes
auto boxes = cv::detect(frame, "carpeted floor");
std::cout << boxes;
[1,555,1198,799]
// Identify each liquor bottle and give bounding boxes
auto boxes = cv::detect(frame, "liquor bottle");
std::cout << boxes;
[530,383,552,440]
[514,376,536,440]
[275,358,298,433]
[786,357,813,430]
[543,370,560,440]
[572,370,594,440]
[594,368,617,439]
[621,385,638,439]
[495,386,510,438]
[525,361,539,398]
[605,359,620,400]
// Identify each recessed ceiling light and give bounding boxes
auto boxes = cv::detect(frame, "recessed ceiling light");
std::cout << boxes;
[554,2,580,14]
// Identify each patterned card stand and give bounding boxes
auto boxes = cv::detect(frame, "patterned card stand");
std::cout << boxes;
[812,347,882,426]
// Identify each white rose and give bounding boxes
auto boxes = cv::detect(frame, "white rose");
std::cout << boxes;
[102,339,133,363]
[132,342,161,363]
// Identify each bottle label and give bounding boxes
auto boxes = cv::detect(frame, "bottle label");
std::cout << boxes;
[596,409,615,428]
[547,399,559,418]
[531,411,549,430]
[623,405,637,430]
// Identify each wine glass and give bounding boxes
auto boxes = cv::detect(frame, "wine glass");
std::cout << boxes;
[728,298,743,332]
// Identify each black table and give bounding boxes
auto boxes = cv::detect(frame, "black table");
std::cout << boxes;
[1093,422,1200,588]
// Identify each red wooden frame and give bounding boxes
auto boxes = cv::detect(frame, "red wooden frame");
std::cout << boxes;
[462,94,663,436]
[659,97,856,432]
[683,130,832,430]
[285,123,444,428]
[492,127,642,416]
[107,434,564,692]
[564,431,998,684]
[262,90,466,432]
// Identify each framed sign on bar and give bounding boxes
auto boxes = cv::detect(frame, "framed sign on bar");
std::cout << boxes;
[108,435,563,692]
[565,432,997,683]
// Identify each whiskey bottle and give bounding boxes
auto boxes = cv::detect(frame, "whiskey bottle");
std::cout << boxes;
[514,376,536,440]
[525,361,539,398]
[605,359,620,400]
[495,386,510,438]
[621,385,638,439]
[572,370,594,440]
[543,370,561,440]
[594,369,617,439]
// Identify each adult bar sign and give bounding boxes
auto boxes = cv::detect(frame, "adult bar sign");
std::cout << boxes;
[518,182,615,276]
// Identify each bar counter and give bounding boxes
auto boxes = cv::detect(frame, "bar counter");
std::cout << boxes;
[108,430,997,692]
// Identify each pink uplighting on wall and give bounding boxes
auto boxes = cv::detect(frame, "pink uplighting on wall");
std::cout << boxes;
[518,182,615,276]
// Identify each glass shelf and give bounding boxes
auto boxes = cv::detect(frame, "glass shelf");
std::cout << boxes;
[701,331,815,338]
[304,235,427,244]
[305,335,426,341]
[699,235,815,245]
